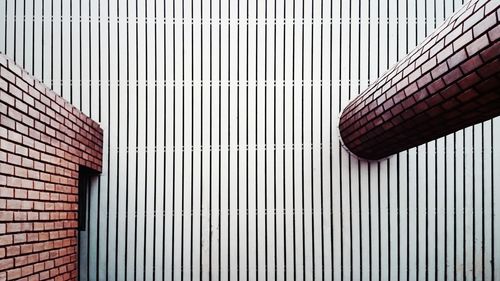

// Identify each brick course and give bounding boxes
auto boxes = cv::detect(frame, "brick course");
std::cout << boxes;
[339,0,500,160]
[0,54,103,280]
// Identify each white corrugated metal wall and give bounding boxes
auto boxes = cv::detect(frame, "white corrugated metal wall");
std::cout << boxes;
[1,0,499,279]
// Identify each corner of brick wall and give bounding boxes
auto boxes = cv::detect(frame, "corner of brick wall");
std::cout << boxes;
[0,54,103,280]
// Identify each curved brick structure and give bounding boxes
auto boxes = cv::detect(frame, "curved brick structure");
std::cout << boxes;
[0,54,103,280]
[339,0,500,160]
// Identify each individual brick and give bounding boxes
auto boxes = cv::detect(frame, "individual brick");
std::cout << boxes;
[463,6,486,31]
[461,55,484,73]
[447,49,469,69]
[473,12,498,37]
[467,34,490,56]
[489,24,500,41]
[480,41,500,61]
[436,44,454,63]
[454,30,474,50]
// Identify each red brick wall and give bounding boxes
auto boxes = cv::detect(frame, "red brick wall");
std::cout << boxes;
[339,0,500,160]
[0,54,103,280]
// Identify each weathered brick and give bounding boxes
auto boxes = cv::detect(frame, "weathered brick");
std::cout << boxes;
[431,62,449,79]
[0,114,16,130]
[463,6,486,31]
[443,67,463,85]
[1,67,16,83]
[454,30,474,51]
[7,268,22,279]
[457,88,480,102]
[467,34,490,56]
[0,234,13,246]
[6,245,21,256]
[473,12,497,37]
[427,79,446,94]
[437,44,454,63]
[488,24,500,41]
[477,58,500,78]
[480,41,500,61]
[0,257,14,271]
[458,72,481,89]
[447,49,468,69]
[461,55,484,74]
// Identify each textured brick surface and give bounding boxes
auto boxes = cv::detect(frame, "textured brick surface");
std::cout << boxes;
[339,0,500,160]
[0,54,103,280]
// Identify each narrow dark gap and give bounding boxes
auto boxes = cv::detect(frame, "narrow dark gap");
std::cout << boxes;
[77,166,98,281]
[78,167,95,232]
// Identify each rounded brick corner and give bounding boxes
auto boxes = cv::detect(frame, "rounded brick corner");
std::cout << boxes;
[339,0,500,161]
[337,103,394,162]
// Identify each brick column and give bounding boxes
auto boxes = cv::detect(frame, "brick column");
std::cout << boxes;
[339,0,500,161]
[0,54,103,280]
